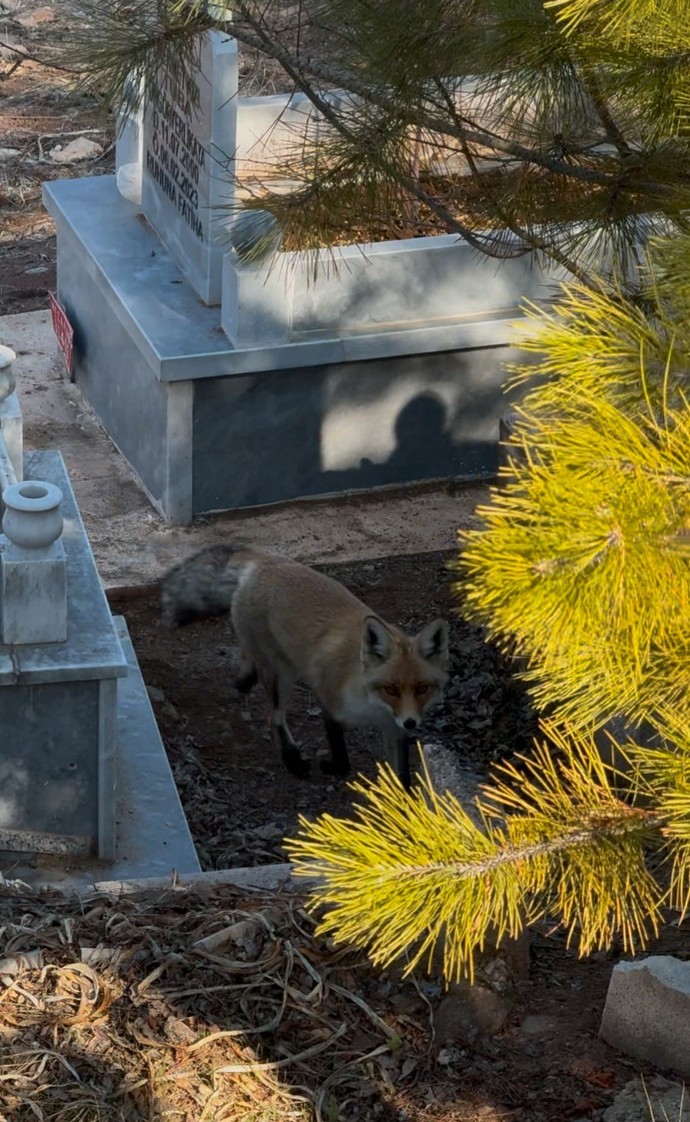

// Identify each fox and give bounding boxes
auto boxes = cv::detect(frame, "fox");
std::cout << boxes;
[159,545,449,789]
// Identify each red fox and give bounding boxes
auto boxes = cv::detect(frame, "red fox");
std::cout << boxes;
[160,545,449,789]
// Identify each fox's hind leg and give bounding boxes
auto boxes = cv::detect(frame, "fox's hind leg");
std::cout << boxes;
[320,714,350,778]
[235,651,258,695]
[268,673,311,779]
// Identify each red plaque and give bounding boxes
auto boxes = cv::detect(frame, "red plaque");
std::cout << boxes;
[48,291,74,377]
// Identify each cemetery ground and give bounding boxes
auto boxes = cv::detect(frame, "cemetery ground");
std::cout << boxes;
[2,5,690,1119]
[6,338,690,1122]
[0,881,687,1122]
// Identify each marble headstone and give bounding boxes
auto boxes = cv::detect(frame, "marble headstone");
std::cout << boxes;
[141,30,238,305]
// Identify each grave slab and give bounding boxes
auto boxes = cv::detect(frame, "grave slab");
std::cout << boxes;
[0,449,126,858]
[0,614,201,888]
[44,176,532,522]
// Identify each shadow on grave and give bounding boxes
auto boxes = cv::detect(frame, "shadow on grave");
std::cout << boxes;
[0,885,519,1122]
[192,344,509,514]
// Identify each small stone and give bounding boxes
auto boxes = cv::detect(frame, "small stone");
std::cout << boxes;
[161,700,179,722]
[436,1046,458,1066]
[252,823,282,840]
[603,1076,690,1122]
[433,982,512,1044]
[164,1016,197,1045]
[50,137,103,164]
[14,6,55,27]
[600,955,690,1078]
[146,685,165,703]
[24,266,48,275]
[0,148,20,160]
[519,1013,558,1037]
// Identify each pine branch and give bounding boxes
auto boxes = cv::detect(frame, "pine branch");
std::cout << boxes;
[289,728,667,980]
[230,15,637,191]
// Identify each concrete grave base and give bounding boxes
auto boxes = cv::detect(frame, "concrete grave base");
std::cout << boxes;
[0,448,199,883]
[0,612,200,889]
[44,175,533,524]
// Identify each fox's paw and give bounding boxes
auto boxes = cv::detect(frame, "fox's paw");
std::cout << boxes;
[320,755,351,779]
[282,745,311,779]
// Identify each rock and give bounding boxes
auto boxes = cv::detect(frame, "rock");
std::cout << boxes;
[519,1013,559,1037]
[14,6,55,27]
[50,137,103,164]
[0,148,20,160]
[146,685,165,703]
[0,35,27,61]
[603,1076,690,1122]
[192,917,264,958]
[599,955,690,1078]
[251,823,282,840]
[433,981,512,1044]
[160,700,180,722]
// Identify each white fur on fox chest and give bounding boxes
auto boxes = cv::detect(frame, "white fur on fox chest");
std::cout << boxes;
[334,683,396,731]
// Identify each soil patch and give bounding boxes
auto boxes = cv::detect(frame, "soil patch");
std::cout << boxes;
[110,548,537,871]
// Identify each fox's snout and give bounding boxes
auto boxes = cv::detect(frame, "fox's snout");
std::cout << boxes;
[386,694,433,733]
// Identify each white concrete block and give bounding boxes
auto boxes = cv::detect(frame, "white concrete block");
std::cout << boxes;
[600,955,690,1078]
[221,253,292,346]
[220,232,568,347]
[0,538,67,644]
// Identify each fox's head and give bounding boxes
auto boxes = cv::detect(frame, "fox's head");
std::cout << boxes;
[361,615,449,733]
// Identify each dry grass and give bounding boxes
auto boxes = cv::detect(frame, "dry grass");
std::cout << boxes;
[0,882,454,1122]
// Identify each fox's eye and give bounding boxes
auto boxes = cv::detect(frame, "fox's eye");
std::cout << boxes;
[382,685,400,698]
[414,684,431,697]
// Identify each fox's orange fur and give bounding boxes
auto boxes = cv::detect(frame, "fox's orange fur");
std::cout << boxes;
[160,545,449,787]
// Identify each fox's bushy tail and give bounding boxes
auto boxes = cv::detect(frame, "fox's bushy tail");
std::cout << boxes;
[160,544,243,628]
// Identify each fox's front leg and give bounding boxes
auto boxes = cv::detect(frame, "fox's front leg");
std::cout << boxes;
[383,733,412,792]
[320,713,351,778]
[267,673,310,779]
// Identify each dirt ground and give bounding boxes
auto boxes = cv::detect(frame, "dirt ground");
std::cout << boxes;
[106,550,690,1120]
[109,549,537,871]
[0,882,686,1122]
[0,0,111,315]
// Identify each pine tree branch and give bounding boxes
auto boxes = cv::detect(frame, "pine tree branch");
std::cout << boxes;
[576,64,633,158]
[431,78,599,287]
[233,3,534,260]
[229,7,677,199]
[297,806,662,886]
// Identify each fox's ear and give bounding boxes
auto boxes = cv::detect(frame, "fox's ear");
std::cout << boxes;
[414,619,449,667]
[361,616,394,667]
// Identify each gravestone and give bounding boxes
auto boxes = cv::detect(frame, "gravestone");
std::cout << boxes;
[141,30,238,305]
